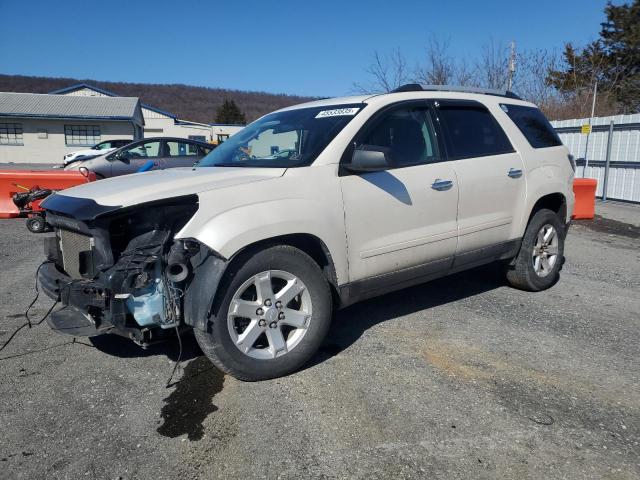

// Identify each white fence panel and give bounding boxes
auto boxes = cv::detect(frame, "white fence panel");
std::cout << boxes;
[553,114,640,203]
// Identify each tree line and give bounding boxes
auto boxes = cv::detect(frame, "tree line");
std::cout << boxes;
[354,0,639,120]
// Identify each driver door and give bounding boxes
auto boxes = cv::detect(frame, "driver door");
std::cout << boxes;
[340,102,459,287]
[113,140,161,176]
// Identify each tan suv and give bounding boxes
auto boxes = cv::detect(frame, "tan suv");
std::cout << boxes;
[39,85,575,381]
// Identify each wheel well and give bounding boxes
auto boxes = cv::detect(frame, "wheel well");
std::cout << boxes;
[229,233,340,295]
[528,193,567,225]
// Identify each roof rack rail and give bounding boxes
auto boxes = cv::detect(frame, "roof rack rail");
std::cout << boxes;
[391,83,522,100]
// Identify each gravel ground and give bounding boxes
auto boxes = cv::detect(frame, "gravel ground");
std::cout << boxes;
[0,209,639,480]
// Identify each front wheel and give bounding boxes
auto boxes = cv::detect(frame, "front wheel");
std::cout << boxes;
[506,208,565,291]
[194,245,332,381]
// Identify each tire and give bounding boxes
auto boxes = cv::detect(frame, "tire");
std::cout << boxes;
[26,216,46,234]
[506,208,565,291]
[194,245,332,381]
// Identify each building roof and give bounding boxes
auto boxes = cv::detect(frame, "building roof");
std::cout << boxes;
[50,83,177,119]
[49,83,122,98]
[0,92,144,125]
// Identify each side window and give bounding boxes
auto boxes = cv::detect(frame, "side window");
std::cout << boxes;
[124,141,161,158]
[500,104,562,148]
[358,106,438,168]
[188,136,207,154]
[437,105,513,159]
[165,141,198,156]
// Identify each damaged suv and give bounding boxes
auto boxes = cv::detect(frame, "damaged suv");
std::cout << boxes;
[39,85,574,381]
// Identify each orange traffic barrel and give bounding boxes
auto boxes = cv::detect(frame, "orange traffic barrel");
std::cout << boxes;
[0,170,95,218]
[572,178,598,220]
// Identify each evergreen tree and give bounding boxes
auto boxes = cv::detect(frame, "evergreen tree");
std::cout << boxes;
[548,0,640,113]
[215,99,247,124]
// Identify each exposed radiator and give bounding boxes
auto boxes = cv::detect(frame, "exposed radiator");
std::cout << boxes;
[58,229,94,279]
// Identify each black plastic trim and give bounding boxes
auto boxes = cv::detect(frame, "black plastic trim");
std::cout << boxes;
[183,246,228,331]
[337,239,522,308]
[451,239,521,272]
[41,194,123,221]
[338,256,453,307]
[391,84,522,100]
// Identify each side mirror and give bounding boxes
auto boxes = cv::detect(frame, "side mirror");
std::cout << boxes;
[345,146,390,173]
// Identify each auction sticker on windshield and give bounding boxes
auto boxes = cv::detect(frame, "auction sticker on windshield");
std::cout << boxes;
[315,107,360,118]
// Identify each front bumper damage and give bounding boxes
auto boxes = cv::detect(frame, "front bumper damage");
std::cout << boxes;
[38,194,227,346]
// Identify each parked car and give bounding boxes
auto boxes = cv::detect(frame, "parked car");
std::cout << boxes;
[39,85,574,381]
[63,139,132,165]
[63,137,214,178]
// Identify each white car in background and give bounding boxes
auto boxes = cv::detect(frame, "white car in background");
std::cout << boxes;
[63,139,132,165]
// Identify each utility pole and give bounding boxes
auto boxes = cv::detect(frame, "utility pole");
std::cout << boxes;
[507,41,516,91]
[583,80,598,177]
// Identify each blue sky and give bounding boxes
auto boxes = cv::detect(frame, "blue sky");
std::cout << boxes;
[0,0,612,97]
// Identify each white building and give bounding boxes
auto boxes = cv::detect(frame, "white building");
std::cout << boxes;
[51,84,243,144]
[0,92,143,164]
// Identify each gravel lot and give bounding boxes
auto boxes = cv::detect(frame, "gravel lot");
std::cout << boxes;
[0,206,639,480]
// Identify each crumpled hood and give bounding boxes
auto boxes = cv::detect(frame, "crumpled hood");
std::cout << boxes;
[43,167,286,212]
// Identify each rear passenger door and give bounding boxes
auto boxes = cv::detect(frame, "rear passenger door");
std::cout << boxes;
[432,100,526,267]
[159,140,204,169]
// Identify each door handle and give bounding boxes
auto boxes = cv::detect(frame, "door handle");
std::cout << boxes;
[507,168,523,178]
[431,179,453,191]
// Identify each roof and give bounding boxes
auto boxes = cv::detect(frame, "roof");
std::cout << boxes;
[0,92,144,125]
[277,89,535,114]
[49,83,177,119]
[49,83,121,97]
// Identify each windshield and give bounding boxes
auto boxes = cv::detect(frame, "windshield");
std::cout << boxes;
[197,104,365,168]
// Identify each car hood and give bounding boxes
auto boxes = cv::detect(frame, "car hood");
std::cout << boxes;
[42,167,286,217]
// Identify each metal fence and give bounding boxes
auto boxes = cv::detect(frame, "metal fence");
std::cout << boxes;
[551,114,640,203]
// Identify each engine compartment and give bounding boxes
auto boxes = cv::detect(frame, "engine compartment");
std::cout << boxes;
[39,194,221,346]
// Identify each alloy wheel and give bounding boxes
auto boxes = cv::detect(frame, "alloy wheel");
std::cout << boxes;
[227,270,312,360]
[532,224,559,277]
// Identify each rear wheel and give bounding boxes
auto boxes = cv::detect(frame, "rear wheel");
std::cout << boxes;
[506,208,565,291]
[194,245,332,381]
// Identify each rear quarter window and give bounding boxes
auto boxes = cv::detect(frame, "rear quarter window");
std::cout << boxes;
[436,104,514,160]
[500,104,562,149]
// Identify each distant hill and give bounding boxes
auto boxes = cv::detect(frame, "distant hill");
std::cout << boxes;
[0,74,317,123]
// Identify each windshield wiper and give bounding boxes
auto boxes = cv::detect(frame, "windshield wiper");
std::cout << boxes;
[201,163,250,167]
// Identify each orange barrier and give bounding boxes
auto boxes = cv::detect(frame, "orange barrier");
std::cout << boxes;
[572,178,597,220]
[0,170,96,218]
